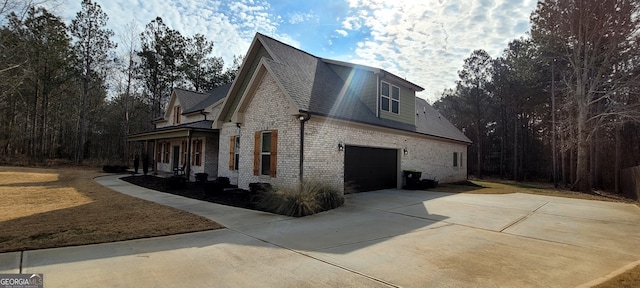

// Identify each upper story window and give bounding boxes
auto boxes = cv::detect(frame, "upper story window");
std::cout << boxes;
[174,106,182,124]
[380,82,400,114]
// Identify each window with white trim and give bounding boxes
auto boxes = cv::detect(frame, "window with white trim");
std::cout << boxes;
[174,106,181,124]
[260,132,272,175]
[380,82,400,114]
[234,136,240,170]
[253,130,278,177]
[193,140,202,166]
[453,152,458,167]
[163,142,170,163]
[181,141,187,165]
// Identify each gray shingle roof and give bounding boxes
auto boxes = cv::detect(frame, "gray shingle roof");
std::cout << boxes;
[415,98,471,143]
[173,88,208,112]
[254,33,471,144]
[154,120,214,132]
[184,83,232,114]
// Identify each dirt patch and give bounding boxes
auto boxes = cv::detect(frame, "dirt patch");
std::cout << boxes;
[0,166,223,253]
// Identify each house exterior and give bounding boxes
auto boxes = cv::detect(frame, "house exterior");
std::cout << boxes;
[128,32,471,193]
[214,33,471,192]
[127,85,230,180]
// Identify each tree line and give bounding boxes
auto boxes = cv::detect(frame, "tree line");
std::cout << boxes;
[0,0,240,164]
[434,0,640,194]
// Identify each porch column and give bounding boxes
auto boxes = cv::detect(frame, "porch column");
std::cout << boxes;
[186,130,192,181]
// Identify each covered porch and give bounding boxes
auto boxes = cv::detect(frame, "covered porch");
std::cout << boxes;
[127,123,219,181]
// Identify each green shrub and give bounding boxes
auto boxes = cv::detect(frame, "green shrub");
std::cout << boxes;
[255,181,345,217]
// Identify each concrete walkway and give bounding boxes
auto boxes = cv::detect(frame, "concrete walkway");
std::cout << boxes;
[2,175,639,287]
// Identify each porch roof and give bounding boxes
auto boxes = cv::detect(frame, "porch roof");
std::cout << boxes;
[127,120,217,141]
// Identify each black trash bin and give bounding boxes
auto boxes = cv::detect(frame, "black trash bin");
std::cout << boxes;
[402,170,422,190]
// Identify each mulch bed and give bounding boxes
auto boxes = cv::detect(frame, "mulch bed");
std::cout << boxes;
[121,175,265,211]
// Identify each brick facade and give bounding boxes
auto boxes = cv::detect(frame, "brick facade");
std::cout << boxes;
[217,71,468,192]
[218,72,301,189]
[304,118,467,191]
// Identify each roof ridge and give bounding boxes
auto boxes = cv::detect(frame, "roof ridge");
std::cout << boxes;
[173,87,206,94]
[256,32,320,61]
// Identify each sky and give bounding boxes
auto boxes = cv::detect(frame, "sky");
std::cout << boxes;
[47,0,538,103]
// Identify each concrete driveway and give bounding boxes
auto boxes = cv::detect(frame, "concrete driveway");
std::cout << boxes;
[2,175,639,287]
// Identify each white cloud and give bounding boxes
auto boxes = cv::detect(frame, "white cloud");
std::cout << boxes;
[341,0,537,102]
[341,16,362,30]
[49,0,287,71]
[335,29,348,37]
[288,11,318,24]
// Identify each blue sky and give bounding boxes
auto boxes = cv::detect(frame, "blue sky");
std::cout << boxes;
[48,0,538,102]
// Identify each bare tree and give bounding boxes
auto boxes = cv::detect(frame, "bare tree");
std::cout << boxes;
[531,0,640,193]
[69,0,115,163]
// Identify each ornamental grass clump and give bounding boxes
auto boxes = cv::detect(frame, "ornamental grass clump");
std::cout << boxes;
[256,180,345,217]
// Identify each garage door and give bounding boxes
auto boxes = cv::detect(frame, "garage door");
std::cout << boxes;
[344,146,398,192]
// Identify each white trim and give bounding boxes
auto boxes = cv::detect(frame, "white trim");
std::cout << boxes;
[259,131,272,176]
[232,62,300,123]
[380,81,400,114]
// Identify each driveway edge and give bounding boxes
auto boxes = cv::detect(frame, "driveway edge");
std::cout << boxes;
[575,259,640,288]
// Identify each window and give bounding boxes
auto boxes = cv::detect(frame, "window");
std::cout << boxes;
[156,142,162,164]
[174,106,181,124]
[181,141,188,165]
[235,136,240,170]
[261,132,271,176]
[380,82,400,114]
[253,130,278,177]
[453,152,458,167]
[192,140,202,166]
[163,142,170,163]
[229,136,240,171]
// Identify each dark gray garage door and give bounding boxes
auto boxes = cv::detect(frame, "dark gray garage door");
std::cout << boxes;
[344,146,398,192]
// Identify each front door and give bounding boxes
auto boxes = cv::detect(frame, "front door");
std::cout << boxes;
[173,146,180,169]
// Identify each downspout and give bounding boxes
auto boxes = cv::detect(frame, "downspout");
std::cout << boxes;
[298,112,311,185]
[200,110,207,120]
[186,129,192,181]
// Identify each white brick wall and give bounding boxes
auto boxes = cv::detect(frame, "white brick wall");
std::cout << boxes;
[217,72,468,192]
[233,72,300,190]
[303,118,467,192]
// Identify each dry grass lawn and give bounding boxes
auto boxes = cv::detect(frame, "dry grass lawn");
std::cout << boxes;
[431,179,637,204]
[593,263,640,288]
[0,166,222,253]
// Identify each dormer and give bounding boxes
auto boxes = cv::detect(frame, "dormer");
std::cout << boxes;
[323,59,424,126]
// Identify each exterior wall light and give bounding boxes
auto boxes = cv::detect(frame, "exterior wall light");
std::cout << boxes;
[403,148,408,155]
[338,142,344,151]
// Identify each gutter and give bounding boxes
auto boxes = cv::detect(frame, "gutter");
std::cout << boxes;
[298,112,311,184]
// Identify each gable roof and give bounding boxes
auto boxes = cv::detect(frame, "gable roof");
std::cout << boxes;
[221,32,470,144]
[173,88,208,112]
[184,83,232,114]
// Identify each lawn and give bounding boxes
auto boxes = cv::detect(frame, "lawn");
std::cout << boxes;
[0,166,223,253]
[430,179,637,204]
